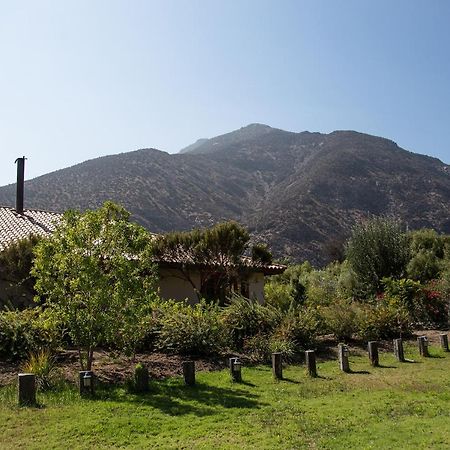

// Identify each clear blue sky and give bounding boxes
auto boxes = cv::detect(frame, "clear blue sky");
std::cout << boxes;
[1,0,450,186]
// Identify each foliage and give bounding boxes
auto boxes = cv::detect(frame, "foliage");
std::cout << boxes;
[0,235,41,287]
[22,349,58,390]
[32,202,158,370]
[0,308,59,360]
[357,298,411,341]
[319,299,361,341]
[153,300,227,355]
[272,306,320,350]
[221,294,281,349]
[153,222,275,303]
[242,332,296,363]
[251,243,273,264]
[345,216,410,294]
[264,281,293,311]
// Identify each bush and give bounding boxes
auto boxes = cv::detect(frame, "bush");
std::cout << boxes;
[357,298,411,341]
[22,349,58,390]
[154,300,227,355]
[0,308,60,360]
[320,299,361,341]
[264,281,294,311]
[346,216,410,295]
[272,306,320,350]
[221,294,281,350]
[243,332,296,363]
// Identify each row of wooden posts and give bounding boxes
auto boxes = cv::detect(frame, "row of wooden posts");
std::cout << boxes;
[16,333,450,405]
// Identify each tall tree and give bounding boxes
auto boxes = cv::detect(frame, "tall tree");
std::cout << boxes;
[345,216,410,295]
[32,202,158,370]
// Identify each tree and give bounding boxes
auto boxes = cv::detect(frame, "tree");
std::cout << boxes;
[153,221,271,303]
[32,202,158,370]
[345,216,410,295]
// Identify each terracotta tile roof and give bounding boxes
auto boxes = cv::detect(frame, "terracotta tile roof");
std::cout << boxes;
[154,246,286,275]
[0,206,62,251]
[0,206,285,274]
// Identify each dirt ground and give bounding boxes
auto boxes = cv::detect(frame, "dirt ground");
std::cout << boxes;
[1,329,447,387]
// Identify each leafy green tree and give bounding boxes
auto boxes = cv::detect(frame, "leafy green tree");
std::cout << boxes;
[32,202,158,370]
[345,216,410,295]
[407,229,449,282]
[153,221,269,303]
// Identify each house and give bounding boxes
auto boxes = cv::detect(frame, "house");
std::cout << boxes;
[0,157,285,304]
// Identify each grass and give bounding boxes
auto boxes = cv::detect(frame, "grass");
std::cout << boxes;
[2,343,450,449]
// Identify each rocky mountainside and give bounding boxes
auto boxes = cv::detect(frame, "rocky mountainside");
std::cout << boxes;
[1,124,449,264]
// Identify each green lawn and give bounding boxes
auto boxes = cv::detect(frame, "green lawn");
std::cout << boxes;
[2,343,450,449]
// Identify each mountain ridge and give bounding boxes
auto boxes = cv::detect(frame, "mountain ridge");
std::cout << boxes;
[1,125,449,265]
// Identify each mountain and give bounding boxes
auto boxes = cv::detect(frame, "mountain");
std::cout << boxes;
[1,124,449,264]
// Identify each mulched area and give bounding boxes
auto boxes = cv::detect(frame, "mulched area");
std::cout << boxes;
[1,329,447,387]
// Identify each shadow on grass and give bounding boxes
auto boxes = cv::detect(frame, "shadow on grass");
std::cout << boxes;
[89,380,263,417]
[377,364,397,369]
[348,369,370,375]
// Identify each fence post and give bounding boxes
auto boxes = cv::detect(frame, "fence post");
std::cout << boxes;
[393,338,405,362]
[368,341,379,367]
[305,350,317,377]
[439,333,449,352]
[338,343,350,373]
[182,360,196,386]
[18,373,36,406]
[272,352,283,380]
[417,336,429,357]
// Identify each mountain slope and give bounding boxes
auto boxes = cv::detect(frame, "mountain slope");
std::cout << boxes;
[1,125,449,264]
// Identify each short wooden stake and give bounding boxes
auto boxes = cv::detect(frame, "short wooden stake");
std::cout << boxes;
[417,336,429,357]
[79,370,94,396]
[393,338,405,362]
[368,341,379,367]
[439,333,449,352]
[338,343,350,372]
[272,352,283,380]
[18,373,36,406]
[305,350,317,377]
[231,359,242,382]
[182,360,195,386]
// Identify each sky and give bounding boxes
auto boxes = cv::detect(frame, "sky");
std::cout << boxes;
[1,0,450,186]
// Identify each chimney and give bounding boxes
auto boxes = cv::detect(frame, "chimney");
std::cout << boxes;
[15,156,26,214]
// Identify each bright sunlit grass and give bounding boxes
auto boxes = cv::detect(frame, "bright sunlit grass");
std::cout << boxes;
[1,343,450,449]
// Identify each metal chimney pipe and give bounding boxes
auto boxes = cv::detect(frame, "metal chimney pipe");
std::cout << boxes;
[15,156,26,214]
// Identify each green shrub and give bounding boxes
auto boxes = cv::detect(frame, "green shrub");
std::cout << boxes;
[0,308,60,360]
[264,281,294,311]
[320,299,361,341]
[272,306,320,350]
[221,294,281,350]
[357,298,411,341]
[22,349,58,390]
[154,300,227,355]
[242,332,296,363]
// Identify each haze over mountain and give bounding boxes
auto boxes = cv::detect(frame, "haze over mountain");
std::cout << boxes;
[1,124,449,264]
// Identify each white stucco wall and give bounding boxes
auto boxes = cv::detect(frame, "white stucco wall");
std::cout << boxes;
[248,272,265,304]
[158,268,201,304]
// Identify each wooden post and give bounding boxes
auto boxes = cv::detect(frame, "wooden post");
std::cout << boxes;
[272,352,283,380]
[231,360,242,382]
[305,350,317,377]
[79,370,94,396]
[417,336,429,357]
[134,364,149,392]
[182,360,195,386]
[368,341,379,367]
[338,343,350,372]
[393,338,405,362]
[18,373,36,406]
[439,333,449,352]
